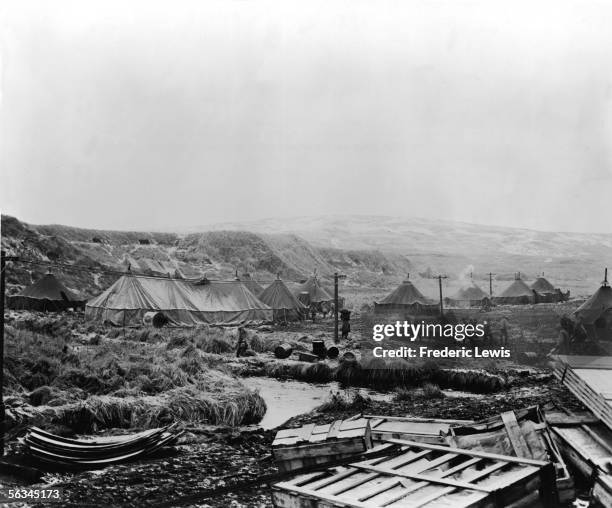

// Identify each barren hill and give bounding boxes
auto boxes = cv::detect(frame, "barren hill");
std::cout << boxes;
[0,215,412,298]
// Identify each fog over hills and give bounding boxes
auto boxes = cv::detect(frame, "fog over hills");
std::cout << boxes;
[200,215,612,258]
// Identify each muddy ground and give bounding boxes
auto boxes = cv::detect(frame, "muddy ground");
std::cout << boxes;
[3,378,587,508]
[1,302,595,507]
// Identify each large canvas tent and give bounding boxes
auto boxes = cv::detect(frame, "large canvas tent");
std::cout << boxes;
[86,275,272,326]
[374,276,437,314]
[447,281,489,307]
[239,273,264,296]
[294,276,333,305]
[7,273,85,312]
[258,277,306,322]
[494,277,534,305]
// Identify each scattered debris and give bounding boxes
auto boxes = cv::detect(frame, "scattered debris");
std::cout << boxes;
[272,419,372,473]
[22,425,182,469]
[297,352,319,363]
[353,414,473,445]
[447,406,574,503]
[272,440,558,507]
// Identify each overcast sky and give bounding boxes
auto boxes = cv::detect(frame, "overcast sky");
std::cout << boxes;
[1,0,612,233]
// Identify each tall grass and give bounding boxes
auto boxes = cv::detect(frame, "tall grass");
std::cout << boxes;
[5,321,267,433]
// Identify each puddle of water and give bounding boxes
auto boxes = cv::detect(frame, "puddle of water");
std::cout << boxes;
[248,377,393,429]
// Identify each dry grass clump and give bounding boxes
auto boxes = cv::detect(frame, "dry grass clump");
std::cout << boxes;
[5,317,268,433]
[317,391,371,413]
[422,383,445,399]
[393,387,415,402]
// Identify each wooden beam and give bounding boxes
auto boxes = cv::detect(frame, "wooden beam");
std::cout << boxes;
[501,411,532,458]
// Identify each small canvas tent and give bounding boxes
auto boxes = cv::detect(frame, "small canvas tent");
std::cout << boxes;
[7,273,85,312]
[531,276,555,293]
[531,275,568,303]
[86,274,272,326]
[448,281,489,307]
[574,275,612,341]
[494,276,534,305]
[258,277,306,322]
[374,276,437,314]
[294,276,333,305]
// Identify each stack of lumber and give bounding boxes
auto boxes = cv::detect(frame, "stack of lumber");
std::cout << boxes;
[23,425,182,469]
[272,419,372,472]
[352,414,473,445]
[446,406,573,503]
[552,355,612,430]
[272,440,558,507]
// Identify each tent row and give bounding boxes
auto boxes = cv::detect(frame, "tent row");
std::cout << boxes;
[375,273,569,313]
[6,272,340,326]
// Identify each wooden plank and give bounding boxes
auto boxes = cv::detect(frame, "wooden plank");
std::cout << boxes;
[384,439,549,467]
[327,420,342,440]
[581,424,612,455]
[593,472,612,508]
[363,415,473,425]
[544,411,599,426]
[353,463,491,492]
[273,482,375,508]
[377,457,483,506]
[501,411,533,458]
[552,355,612,370]
[386,461,508,508]
[330,473,380,496]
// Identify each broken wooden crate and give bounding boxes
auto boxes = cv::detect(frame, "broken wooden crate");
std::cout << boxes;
[552,355,612,431]
[355,414,474,445]
[272,439,558,507]
[546,408,612,508]
[446,406,573,503]
[272,419,372,473]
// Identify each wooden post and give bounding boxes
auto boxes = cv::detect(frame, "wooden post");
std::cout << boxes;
[333,273,346,342]
[436,274,448,317]
[1,251,18,457]
[334,273,339,342]
[488,272,495,297]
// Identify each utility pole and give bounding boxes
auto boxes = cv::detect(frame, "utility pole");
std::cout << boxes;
[1,251,18,457]
[487,273,495,297]
[435,274,448,317]
[333,272,346,342]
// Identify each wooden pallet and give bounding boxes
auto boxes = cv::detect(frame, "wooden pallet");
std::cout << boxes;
[272,439,558,508]
[352,414,474,445]
[552,355,612,432]
[446,406,574,503]
[273,419,372,473]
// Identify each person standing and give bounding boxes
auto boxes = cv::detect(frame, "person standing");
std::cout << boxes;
[236,327,248,357]
[340,309,351,342]
[500,316,510,346]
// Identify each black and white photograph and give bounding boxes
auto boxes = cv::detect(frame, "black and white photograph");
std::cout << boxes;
[2,1,612,506]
